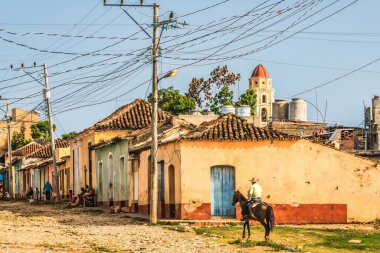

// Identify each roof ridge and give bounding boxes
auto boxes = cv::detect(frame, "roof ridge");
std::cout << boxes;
[27,139,69,159]
[95,99,173,131]
[183,113,298,141]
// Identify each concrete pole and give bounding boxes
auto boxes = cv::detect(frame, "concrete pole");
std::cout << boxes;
[6,100,12,197]
[43,64,60,201]
[150,3,159,225]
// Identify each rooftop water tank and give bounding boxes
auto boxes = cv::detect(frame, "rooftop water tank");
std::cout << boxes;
[190,110,202,115]
[272,99,288,121]
[221,105,235,115]
[289,98,307,121]
[236,105,251,117]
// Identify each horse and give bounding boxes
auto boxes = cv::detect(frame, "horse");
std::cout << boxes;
[232,190,275,241]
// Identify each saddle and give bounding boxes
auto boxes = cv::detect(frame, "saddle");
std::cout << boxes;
[247,200,268,219]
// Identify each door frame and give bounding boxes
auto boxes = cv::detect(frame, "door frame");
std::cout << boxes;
[210,165,236,217]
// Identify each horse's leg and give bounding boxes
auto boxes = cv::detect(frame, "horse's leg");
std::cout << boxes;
[260,220,269,241]
[265,222,270,241]
[247,221,251,240]
[242,221,246,238]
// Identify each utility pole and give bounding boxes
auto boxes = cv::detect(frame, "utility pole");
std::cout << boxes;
[6,99,12,197]
[43,64,60,201]
[150,3,159,225]
[104,0,180,224]
[104,0,159,225]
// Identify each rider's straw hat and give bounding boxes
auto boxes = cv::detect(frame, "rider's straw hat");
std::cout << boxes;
[249,177,258,183]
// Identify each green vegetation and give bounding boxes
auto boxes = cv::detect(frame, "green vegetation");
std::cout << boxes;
[62,131,77,140]
[148,86,195,115]
[166,225,187,233]
[229,238,288,251]
[191,225,380,252]
[89,242,112,253]
[11,123,31,149]
[187,65,241,108]
[157,220,181,226]
[235,89,257,116]
[210,85,234,114]
[312,229,380,251]
[186,65,258,114]
[93,246,112,252]
[31,121,56,141]
[131,217,148,223]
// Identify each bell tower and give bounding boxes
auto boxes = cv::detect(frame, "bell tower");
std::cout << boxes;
[249,64,275,126]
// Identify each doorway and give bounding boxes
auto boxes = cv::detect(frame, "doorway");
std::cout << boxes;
[168,165,175,218]
[210,166,235,217]
[108,154,114,207]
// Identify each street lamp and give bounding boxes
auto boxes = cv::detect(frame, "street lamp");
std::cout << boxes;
[158,70,178,82]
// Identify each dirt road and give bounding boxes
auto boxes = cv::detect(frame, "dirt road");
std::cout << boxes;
[0,201,247,252]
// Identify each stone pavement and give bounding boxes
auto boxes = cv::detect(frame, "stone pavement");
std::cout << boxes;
[0,201,248,252]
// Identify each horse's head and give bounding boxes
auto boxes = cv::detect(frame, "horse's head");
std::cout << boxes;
[232,190,240,207]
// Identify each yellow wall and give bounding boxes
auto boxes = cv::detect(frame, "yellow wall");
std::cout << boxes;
[69,130,128,194]
[0,108,39,152]
[135,142,182,206]
[57,147,70,160]
[58,158,70,197]
[179,139,380,222]
[249,76,274,126]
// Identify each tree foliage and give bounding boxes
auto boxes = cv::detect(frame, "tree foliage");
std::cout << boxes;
[62,131,78,140]
[235,90,257,116]
[148,86,195,115]
[210,85,234,114]
[31,121,56,141]
[187,65,241,108]
[11,123,31,150]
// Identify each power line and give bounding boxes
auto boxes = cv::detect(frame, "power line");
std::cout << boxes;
[20,2,101,64]
[0,29,132,40]
[159,0,359,68]
[176,0,232,18]
[286,57,380,98]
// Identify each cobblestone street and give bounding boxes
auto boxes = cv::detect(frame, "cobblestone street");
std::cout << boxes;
[0,201,247,253]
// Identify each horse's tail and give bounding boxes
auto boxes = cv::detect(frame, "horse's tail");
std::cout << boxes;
[266,205,275,232]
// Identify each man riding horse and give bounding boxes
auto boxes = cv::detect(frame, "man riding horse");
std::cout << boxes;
[241,177,262,220]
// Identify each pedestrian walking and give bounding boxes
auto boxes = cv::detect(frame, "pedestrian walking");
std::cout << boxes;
[43,181,52,202]
[35,188,40,200]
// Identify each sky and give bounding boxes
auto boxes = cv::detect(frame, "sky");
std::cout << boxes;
[0,0,379,137]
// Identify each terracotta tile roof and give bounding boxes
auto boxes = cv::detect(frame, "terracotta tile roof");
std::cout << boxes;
[95,99,172,131]
[128,119,195,152]
[183,113,298,141]
[12,142,43,157]
[251,64,270,78]
[22,158,54,170]
[94,117,195,152]
[27,139,69,159]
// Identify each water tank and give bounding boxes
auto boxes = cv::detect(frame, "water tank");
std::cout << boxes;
[236,105,251,116]
[190,110,201,115]
[221,105,235,114]
[272,99,288,121]
[289,98,307,121]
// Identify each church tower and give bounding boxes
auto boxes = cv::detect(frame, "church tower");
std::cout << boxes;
[249,64,275,126]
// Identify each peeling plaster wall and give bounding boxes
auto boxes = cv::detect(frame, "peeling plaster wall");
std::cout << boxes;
[180,139,380,222]
[136,142,182,218]
[69,130,126,195]
[95,139,129,206]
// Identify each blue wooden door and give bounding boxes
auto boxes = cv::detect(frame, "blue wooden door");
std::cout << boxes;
[210,166,235,217]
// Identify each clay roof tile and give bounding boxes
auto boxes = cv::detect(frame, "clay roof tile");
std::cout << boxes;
[183,113,298,142]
